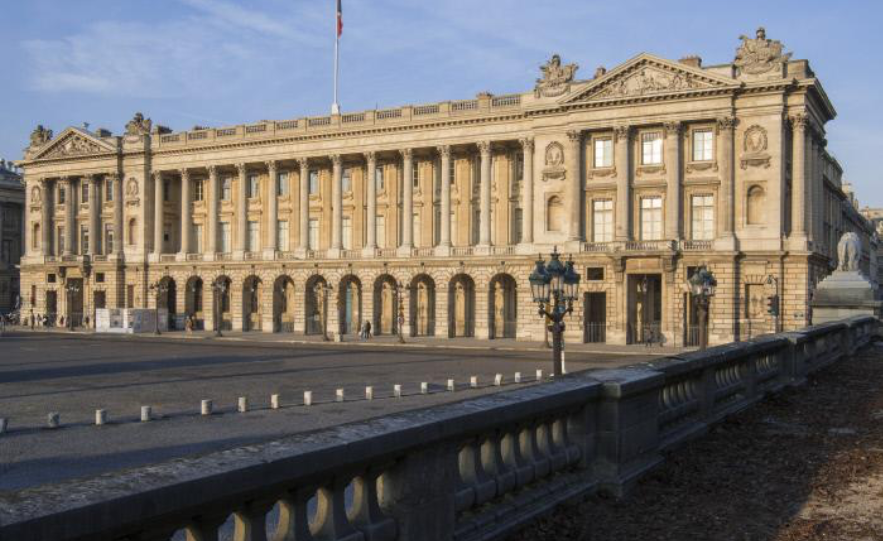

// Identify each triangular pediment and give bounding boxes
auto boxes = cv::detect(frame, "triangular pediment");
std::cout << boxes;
[561,53,738,104]
[31,127,116,160]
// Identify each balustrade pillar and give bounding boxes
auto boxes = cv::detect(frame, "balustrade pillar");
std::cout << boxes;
[298,158,310,252]
[478,141,492,248]
[717,117,736,240]
[179,169,191,259]
[400,148,414,255]
[663,122,681,240]
[235,163,247,254]
[790,114,807,243]
[614,126,631,241]
[153,172,164,256]
[88,174,100,256]
[566,130,583,241]
[265,161,278,255]
[331,155,343,254]
[207,166,219,255]
[520,137,535,245]
[364,152,378,255]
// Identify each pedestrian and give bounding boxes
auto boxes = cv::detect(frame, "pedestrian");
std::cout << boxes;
[365,320,372,340]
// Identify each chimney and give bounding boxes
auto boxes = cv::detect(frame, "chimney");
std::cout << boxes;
[679,55,702,68]
[594,66,607,78]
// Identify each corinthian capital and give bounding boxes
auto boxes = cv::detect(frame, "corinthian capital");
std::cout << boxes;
[789,113,808,131]
[717,116,737,132]
[330,154,342,167]
[298,157,309,170]
[235,163,247,174]
[614,125,631,142]
[663,121,682,138]
[179,168,190,180]
[207,165,218,177]
[400,148,413,161]
[365,151,377,164]
[519,137,535,152]
[265,160,277,173]
[477,141,492,156]
[436,145,450,158]
[566,130,582,143]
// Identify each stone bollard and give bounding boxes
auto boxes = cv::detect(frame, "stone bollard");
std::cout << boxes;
[141,406,152,422]
[336,389,345,403]
[201,399,213,416]
[394,384,402,398]
[238,397,249,413]
[447,379,456,392]
[514,372,522,383]
[365,386,374,400]
[536,369,543,381]
[494,374,503,386]
[470,376,478,389]
[420,382,429,395]
[0,418,8,434]
[47,412,60,429]
[271,394,280,410]
[95,409,107,425]
[304,391,313,406]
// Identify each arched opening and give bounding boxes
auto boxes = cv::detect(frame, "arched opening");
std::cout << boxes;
[373,274,399,336]
[448,274,475,338]
[185,277,204,329]
[305,275,328,336]
[409,274,436,337]
[489,273,517,339]
[127,218,137,246]
[273,275,296,333]
[32,224,40,250]
[157,276,177,330]
[242,275,263,331]
[747,185,765,226]
[546,195,564,232]
[213,276,232,331]
[338,275,362,336]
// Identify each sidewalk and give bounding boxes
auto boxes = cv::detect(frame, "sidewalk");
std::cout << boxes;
[5,326,691,356]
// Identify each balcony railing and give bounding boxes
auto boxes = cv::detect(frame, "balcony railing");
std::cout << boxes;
[625,240,675,252]
[680,240,713,251]
[581,242,611,253]
[159,254,176,262]
[186,253,203,262]
[244,251,262,261]
[451,246,474,256]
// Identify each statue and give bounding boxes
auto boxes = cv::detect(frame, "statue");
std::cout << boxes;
[535,54,579,98]
[29,125,53,147]
[837,232,862,272]
[125,112,152,136]
[734,27,792,77]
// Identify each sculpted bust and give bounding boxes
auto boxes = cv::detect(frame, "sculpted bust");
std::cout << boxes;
[837,232,862,272]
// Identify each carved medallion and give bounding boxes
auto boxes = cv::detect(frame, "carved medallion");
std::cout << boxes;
[534,54,578,98]
[30,186,42,205]
[741,125,771,170]
[734,27,791,78]
[542,142,566,182]
[125,177,140,206]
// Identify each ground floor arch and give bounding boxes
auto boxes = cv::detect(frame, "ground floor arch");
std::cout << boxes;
[213,275,232,331]
[489,273,517,339]
[448,274,475,338]
[185,276,204,329]
[410,274,436,337]
[242,275,263,331]
[305,275,328,336]
[338,275,362,336]
[373,274,399,336]
[157,276,177,329]
[273,275,296,333]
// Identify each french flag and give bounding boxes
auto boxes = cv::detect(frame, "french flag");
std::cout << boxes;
[337,0,343,37]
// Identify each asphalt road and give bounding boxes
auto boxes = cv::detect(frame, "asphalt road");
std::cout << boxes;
[0,332,660,492]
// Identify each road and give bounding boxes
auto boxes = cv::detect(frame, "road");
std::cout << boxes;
[0,332,661,491]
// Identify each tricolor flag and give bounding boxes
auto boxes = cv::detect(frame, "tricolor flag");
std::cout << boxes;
[337,0,343,37]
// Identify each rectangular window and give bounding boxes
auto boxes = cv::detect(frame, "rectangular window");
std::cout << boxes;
[248,174,259,199]
[308,218,319,249]
[96,272,105,283]
[80,226,89,254]
[449,158,456,186]
[220,222,231,253]
[692,129,714,162]
[193,224,204,253]
[640,196,663,240]
[105,179,114,202]
[342,168,352,193]
[58,187,66,205]
[222,177,232,201]
[277,172,289,197]
[593,138,613,168]
[375,215,386,248]
[586,267,604,280]
[513,208,523,244]
[691,194,715,240]
[342,217,352,250]
[104,224,114,254]
[309,170,319,195]
[516,155,524,181]
[247,221,260,251]
[81,182,89,203]
[375,166,385,191]
[592,199,614,243]
[194,180,204,201]
[277,220,289,250]
[163,180,171,202]
[412,163,420,189]
[641,132,663,165]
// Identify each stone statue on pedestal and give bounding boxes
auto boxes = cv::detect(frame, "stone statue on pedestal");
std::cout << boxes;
[812,233,882,324]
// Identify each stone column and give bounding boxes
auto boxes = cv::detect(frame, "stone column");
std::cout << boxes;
[520,137,535,245]
[112,174,123,256]
[364,152,378,256]
[330,154,343,254]
[399,148,414,255]
[207,166,219,256]
[298,158,310,254]
[566,130,583,242]
[153,171,163,257]
[63,177,74,256]
[88,175,100,256]
[265,160,278,256]
[789,114,807,242]
[614,126,631,241]
[179,168,191,259]
[235,163,247,255]
[41,179,53,256]
[478,141,492,249]
[717,117,736,243]
[436,146,452,256]
[663,121,682,241]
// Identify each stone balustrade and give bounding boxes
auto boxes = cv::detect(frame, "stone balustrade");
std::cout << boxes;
[0,316,875,541]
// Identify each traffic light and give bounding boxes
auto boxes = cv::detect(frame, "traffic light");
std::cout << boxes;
[766,295,779,316]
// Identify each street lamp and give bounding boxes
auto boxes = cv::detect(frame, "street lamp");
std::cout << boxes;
[687,267,717,350]
[148,279,170,335]
[64,281,80,332]
[529,248,581,376]
[211,279,228,338]
[396,281,406,344]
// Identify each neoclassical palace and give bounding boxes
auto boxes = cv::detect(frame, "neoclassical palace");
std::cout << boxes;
[16,28,877,345]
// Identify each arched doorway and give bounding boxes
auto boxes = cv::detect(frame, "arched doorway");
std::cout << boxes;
[305,275,328,336]
[338,275,362,336]
[273,275,296,333]
[409,274,435,337]
[448,274,475,338]
[489,274,517,339]
[373,275,399,336]
[242,276,263,332]
[157,276,177,330]
[185,277,204,330]
[213,276,232,331]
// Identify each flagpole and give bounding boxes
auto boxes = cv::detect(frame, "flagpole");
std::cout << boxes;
[332,1,340,115]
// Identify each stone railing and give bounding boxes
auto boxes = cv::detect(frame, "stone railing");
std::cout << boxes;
[3,316,875,541]
[680,239,713,251]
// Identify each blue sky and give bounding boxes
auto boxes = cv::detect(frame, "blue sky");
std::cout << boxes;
[2,0,881,205]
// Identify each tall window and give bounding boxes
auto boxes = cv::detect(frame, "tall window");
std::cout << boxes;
[105,178,114,201]
[248,174,260,199]
[691,194,715,240]
[193,179,204,201]
[640,197,663,240]
[104,224,113,253]
[592,199,614,243]
[513,207,523,244]
[80,226,89,254]
[163,180,171,202]
[247,221,260,251]
[193,224,204,253]
[127,219,137,245]
[81,182,89,203]
[220,222,232,253]
[309,170,319,195]
[58,186,66,205]
[641,132,663,165]
[308,218,319,249]
[594,138,613,168]
[375,166,385,191]
[222,177,232,201]
[32,224,40,250]
[692,129,714,162]
[277,220,289,250]
[342,217,352,250]
[342,168,352,193]
[449,158,456,186]
[516,154,524,182]
[277,172,289,197]
[412,163,420,189]
[375,215,386,248]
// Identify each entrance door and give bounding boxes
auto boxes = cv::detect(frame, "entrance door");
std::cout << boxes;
[46,290,58,326]
[584,292,606,343]
[628,274,662,345]
[67,278,84,328]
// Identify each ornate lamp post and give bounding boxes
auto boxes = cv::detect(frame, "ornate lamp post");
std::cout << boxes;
[64,280,80,332]
[396,281,406,344]
[529,248,581,376]
[148,280,170,335]
[688,267,717,350]
[211,279,227,338]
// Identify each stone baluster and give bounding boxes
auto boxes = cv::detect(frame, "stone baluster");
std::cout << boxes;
[520,137,535,245]
[88,175,100,256]
[298,158,310,254]
[207,166,219,256]
[504,426,535,487]
[179,168,191,259]
[330,154,343,255]
[231,500,275,541]
[717,117,736,245]
[525,422,551,479]
[153,171,164,257]
[62,177,74,256]
[350,468,396,539]
[481,431,515,496]
[112,174,123,255]
[312,477,361,540]
[399,148,414,255]
[183,514,228,541]
[273,489,316,541]
[663,121,682,241]
[235,163,247,255]
[478,141,492,249]
[364,152,378,256]
[566,130,583,241]
[265,161,278,257]
[790,114,807,242]
[614,126,631,241]
[436,146,452,256]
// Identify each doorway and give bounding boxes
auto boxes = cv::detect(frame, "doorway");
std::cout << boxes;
[627,274,661,345]
[584,292,606,343]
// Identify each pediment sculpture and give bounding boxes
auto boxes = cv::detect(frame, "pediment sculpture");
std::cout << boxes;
[734,27,791,79]
[42,134,105,159]
[125,112,152,136]
[535,54,578,98]
[542,141,566,181]
[29,125,53,148]
[593,66,704,100]
[740,125,770,169]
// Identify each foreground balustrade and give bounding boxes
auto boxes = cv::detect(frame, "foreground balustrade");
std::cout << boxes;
[0,316,875,541]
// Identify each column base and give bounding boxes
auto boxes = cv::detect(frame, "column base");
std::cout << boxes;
[396,246,413,257]
[294,247,308,259]
[233,250,245,261]
[433,245,452,257]
[203,252,217,262]
[148,253,160,263]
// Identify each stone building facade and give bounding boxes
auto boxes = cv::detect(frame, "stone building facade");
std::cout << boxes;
[15,28,876,345]
[0,159,25,314]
